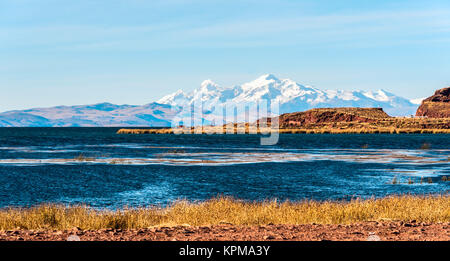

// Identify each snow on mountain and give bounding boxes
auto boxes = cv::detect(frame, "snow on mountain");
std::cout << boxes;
[157,90,190,107]
[158,74,419,118]
[410,97,425,105]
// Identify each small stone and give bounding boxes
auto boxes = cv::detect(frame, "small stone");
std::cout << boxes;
[367,233,381,241]
[67,235,81,241]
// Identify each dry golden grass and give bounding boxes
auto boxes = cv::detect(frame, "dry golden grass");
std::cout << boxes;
[0,195,448,230]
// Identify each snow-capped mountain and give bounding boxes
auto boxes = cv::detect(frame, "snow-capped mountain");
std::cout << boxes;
[0,74,420,127]
[158,74,418,118]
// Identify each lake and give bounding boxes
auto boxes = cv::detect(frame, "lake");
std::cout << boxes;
[0,128,448,209]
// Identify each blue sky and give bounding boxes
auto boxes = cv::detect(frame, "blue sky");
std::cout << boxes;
[1,0,449,112]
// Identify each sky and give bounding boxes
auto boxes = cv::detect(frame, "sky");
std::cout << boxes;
[1,0,450,112]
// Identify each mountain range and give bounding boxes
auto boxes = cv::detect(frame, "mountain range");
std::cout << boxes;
[0,74,421,127]
[0,103,176,127]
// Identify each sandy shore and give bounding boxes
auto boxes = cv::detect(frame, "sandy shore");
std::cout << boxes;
[1,221,448,241]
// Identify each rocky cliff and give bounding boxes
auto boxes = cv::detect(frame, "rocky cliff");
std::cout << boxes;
[416,87,450,118]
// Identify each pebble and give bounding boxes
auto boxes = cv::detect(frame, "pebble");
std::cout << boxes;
[67,235,81,241]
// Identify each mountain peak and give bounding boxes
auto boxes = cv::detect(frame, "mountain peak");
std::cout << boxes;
[242,74,280,90]
[174,89,185,95]
[377,89,392,95]
[200,79,218,88]
[199,79,220,94]
[257,73,279,81]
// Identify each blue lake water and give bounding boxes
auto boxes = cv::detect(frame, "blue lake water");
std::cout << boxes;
[0,128,448,209]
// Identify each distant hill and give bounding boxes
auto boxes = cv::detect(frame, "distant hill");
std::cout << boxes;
[0,102,176,127]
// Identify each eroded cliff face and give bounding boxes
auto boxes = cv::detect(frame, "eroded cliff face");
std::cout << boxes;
[416,87,450,118]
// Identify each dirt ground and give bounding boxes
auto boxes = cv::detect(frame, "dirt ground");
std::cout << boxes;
[0,221,448,241]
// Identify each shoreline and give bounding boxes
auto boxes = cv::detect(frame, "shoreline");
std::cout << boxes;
[117,127,450,134]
